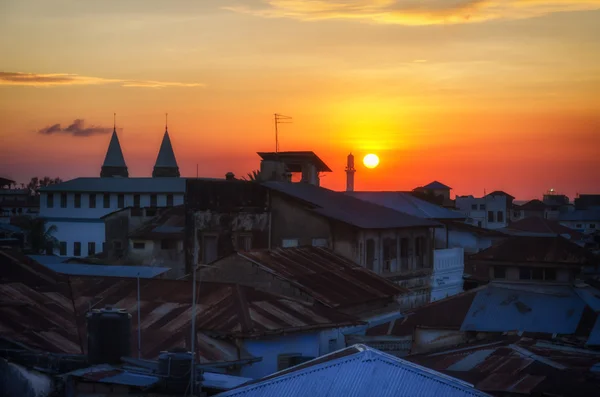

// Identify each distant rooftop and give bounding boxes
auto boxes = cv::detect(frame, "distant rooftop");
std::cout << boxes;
[257,151,332,172]
[421,181,452,190]
[501,217,585,240]
[36,261,171,278]
[263,181,441,230]
[347,191,464,220]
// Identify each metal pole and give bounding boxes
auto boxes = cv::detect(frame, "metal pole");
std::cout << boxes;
[137,273,141,359]
[190,226,199,395]
[274,113,279,153]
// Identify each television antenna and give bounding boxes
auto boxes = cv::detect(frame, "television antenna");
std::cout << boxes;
[274,113,292,153]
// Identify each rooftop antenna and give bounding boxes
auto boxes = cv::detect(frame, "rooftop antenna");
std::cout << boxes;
[274,113,292,153]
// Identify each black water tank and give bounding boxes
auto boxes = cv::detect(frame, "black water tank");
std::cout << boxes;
[87,306,131,364]
[158,349,193,393]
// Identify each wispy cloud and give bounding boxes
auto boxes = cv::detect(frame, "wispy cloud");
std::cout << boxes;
[225,0,600,25]
[38,119,114,137]
[0,72,204,88]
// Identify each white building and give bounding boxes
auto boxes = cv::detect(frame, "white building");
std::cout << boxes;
[455,191,514,229]
[39,125,186,257]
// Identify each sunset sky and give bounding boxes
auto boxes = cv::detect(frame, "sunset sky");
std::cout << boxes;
[1,0,599,199]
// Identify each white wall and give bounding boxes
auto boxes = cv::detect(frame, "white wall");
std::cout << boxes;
[455,195,509,229]
[431,248,464,301]
[560,220,599,235]
[446,230,494,254]
[40,192,184,219]
[51,221,105,257]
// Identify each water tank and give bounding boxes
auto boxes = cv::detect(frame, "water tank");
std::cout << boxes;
[158,348,193,393]
[86,306,131,365]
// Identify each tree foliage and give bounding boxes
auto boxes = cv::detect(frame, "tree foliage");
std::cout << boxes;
[241,170,261,182]
[12,216,58,254]
[27,176,62,196]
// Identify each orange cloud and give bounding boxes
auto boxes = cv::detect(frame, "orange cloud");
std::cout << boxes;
[226,0,600,25]
[0,72,204,88]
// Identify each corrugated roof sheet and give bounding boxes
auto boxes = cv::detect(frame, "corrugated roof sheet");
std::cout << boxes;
[39,177,212,193]
[347,191,464,220]
[575,285,600,312]
[202,372,254,391]
[443,221,507,237]
[502,217,585,240]
[1,249,360,363]
[408,337,600,397]
[216,344,489,397]
[239,247,407,308]
[27,254,68,265]
[470,235,596,265]
[67,364,159,388]
[586,316,600,346]
[38,262,170,278]
[461,284,586,334]
[263,181,441,229]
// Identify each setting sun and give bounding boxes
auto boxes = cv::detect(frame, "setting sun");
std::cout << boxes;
[363,154,380,169]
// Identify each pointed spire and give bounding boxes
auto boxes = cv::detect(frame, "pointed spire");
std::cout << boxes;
[152,115,180,178]
[100,114,129,178]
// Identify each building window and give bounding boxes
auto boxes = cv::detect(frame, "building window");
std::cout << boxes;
[166,194,174,207]
[519,267,531,280]
[497,211,504,223]
[415,236,427,268]
[312,238,328,247]
[277,353,301,371]
[103,193,110,208]
[545,268,557,281]
[493,266,506,279]
[480,204,486,210]
[73,242,81,257]
[161,240,177,250]
[74,193,81,208]
[328,339,337,353]
[471,204,477,210]
[382,237,397,273]
[47,194,54,208]
[238,234,253,251]
[150,194,157,207]
[88,242,96,256]
[282,238,299,248]
[60,193,67,208]
[365,239,375,271]
[133,242,146,249]
[59,241,67,256]
[133,194,141,208]
[131,207,143,217]
[487,211,494,223]
[118,194,125,208]
[400,238,409,271]
[590,224,596,229]
[89,194,96,208]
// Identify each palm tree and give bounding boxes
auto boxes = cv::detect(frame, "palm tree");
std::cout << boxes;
[242,170,261,182]
[27,176,62,196]
[15,216,58,254]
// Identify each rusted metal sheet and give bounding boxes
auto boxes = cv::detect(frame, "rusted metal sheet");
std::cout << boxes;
[129,205,185,240]
[240,247,408,308]
[1,250,360,363]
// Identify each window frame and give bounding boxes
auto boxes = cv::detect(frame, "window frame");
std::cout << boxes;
[103,193,111,208]
[89,194,96,209]
[73,242,81,257]
[60,193,67,208]
[88,242,96,256]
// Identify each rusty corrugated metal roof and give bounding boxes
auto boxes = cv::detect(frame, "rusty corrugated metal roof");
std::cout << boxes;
[407,337,600,397]
[469,236,596,264]
[128,205,185,240]
[1,249,361,363]
[239,247,408,308]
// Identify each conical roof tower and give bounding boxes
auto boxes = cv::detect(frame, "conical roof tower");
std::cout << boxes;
[100,114,129,178]
[152,114,180,178]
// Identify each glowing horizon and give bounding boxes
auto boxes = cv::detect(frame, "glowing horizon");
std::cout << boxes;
[1,1,599,200]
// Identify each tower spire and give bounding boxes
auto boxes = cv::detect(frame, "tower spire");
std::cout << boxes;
[153,115,180,178]
[165,112,168,132]
[101,113,128,178]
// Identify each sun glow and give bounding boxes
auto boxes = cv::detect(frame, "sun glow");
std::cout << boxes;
[363,153,380,169]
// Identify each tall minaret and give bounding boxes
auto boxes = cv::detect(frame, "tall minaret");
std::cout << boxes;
[100,113,129,178]
[345,153,355,192]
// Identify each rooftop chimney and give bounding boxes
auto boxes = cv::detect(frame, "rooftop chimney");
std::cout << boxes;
[225,172,235,181]
[345,153,355,192]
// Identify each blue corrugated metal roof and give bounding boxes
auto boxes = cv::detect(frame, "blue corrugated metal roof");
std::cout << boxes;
[347,191,464,220]
[28,254,68,265]
[216,344,489,397]
[461,285,586,334]
[203,372,253,391]
[39,262,170,278]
